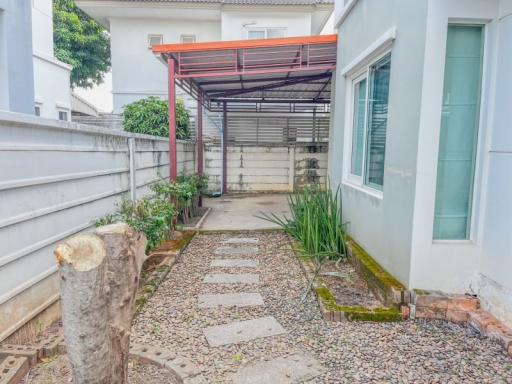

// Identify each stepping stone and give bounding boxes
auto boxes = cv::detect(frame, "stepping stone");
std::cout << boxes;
[214,247,259,255]
[198,293,264,308]
[203,273,259,284]
[211,259,258,268]
[203,316,286,347]
[231,352,323,384]
[223,238,259,244]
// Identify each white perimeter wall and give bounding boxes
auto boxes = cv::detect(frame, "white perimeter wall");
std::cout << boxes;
[0,111,194,341]
[205,143,327,193]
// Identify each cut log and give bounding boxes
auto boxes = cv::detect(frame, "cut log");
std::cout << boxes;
[55,223,147,384]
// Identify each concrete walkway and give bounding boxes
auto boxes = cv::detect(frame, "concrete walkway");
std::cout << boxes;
[201,194,290,231]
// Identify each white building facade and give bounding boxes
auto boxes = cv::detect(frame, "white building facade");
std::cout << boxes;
[32,0,72,121]
[329,0,512,327]
[76,0,333,114]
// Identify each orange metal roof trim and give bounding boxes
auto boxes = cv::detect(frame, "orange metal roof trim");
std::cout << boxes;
[152,34,337,54]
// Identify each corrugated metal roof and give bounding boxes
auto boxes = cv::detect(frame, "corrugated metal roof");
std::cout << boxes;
[92,0,333,5]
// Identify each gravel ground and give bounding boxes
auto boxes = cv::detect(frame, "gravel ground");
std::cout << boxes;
[22,355,180,384]
[132,231,512,383]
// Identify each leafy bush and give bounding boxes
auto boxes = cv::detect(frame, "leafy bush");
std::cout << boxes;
[152,173,208,223]
[122,96,191,140]
[95,197,175,251]
[259,184,346,263]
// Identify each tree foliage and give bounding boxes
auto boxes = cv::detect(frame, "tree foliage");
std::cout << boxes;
[122,96,191,140]
[53,0,110,88]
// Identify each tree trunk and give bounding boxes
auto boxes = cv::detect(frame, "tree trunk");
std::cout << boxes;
[55,223,147,384]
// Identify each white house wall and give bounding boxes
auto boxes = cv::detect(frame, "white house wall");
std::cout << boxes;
[31,0,71,120]
[471,0,512,327]
[220,9,311,40]
[328,0,428,286]
[409,0,500,293]
[110,17,221,113]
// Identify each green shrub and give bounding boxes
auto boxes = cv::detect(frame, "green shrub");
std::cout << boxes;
[259,184,346,263]
[122,96,191,139]
[95,197,175,251]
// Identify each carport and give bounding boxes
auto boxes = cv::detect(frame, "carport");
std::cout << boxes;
[152,34,337,192]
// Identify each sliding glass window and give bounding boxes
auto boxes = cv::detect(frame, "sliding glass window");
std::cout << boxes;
[433,25,484,240]
[348,54,391,190]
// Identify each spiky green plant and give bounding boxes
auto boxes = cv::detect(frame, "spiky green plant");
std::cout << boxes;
[259,184,346,263]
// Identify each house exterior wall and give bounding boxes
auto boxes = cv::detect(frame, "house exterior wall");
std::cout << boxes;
[220,9,311,40]
[0,110,194,342]
[31,0,72,120]
[0,0,35,114]
[329,0,428,286]
[109,17,221,112]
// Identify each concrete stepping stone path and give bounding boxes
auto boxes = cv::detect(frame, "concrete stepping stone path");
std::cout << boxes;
[222,238,260,244]
[198,292,264,308]
[231,352,323,384]
[203,273,259,284]
[211,259,258,268]
[214,247,259,255]
[203,316,286,347]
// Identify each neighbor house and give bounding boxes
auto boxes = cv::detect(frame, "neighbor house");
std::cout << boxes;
[75,0,334,114]
[0,0,71,120]
[328,0,511,327]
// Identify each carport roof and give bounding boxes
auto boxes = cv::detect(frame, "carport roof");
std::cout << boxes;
[153,34,337,111]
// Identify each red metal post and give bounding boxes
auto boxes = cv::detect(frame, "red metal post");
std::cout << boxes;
[168,57,177,181]
[222,101,228,194]
[197,92,204,175]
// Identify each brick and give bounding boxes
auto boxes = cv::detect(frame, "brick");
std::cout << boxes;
[322,309,332,321]
[446,309,469,324]
[508,343,512,358]
[40,334,65,358]
[468,310,499,334]
[0,344,38,367]
[447,295,479,312]
[415,306,446,320]
[332,311,342,322]
[401,305,410,319]
[415,293,450,309]
[0,356,29,384]
[485,323,512,350]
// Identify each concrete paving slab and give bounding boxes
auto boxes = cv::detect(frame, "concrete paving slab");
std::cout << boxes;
[211,259,258,268]
[201,194,290,231]
[203,316,286,347]
[198,293,264,308]
[214,247,259,255]
[223,238,260,244]
[203,273,259,284]
[231,353,323,384]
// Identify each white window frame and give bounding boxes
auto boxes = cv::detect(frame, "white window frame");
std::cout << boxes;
[147,34,163,49]
[247,27,286,40]
[343,49,391,199]
[57,109,69,121]
[180,34,196,43]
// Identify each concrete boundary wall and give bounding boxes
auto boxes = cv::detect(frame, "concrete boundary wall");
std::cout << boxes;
[204,142,328,193]
[0,111,194,341]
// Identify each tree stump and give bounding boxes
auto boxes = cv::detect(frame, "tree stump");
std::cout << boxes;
[55,223,147,384]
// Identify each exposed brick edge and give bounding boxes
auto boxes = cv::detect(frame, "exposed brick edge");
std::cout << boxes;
[0,356,29,384]
[406,291,512,359]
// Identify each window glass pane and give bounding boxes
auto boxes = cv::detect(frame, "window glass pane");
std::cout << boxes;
[351,78,366,176]
[433,25,483,239]
[248,30,265,40]
[267,28,285,38]
[365,54,391,188]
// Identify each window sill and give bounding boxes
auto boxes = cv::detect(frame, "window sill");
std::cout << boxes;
[432,239,475,245]
[342,180,383,200]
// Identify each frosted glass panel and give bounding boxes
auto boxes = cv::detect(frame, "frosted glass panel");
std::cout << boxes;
[365,54,391,188]
[433,25,483,239]
[351,78,366,176]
